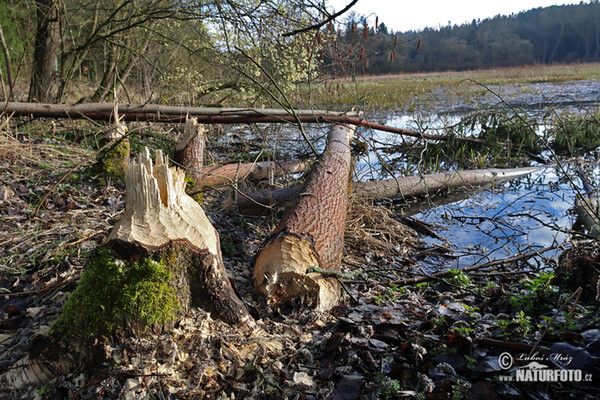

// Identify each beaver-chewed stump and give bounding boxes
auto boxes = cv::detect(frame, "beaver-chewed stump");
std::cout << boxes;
[253,124,355,312]
[97,147,252,331]
[2,148,252,390]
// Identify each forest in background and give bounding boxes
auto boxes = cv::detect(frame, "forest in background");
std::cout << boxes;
[326,1,600,76]
[1,1,600,108]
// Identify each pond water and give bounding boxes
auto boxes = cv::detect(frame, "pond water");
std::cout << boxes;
[405,166,575,270]
[358,78,600,271]
[224,79,598,271]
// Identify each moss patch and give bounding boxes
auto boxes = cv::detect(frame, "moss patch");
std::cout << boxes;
[92,140,130,181]
[52,247,181,340]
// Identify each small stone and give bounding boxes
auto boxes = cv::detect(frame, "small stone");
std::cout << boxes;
[50,291,70,305]
[124,378,139,391]
[26,307,43,318]
[292,371,314,389]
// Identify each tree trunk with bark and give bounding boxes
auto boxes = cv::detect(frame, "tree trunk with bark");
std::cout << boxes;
[29,0,61,103]
[0,22,13,96]
[253,125,355,312]
[201,158,313,188]
[2,148,252,390]
[0,101,359,121]
[227,167,543,215]
[174,118,205,191]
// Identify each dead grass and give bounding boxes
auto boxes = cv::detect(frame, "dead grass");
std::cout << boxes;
[0,125,122,280]
[345,199,418,257]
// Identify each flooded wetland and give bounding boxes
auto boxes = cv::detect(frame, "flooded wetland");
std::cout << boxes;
[2,64,600,399]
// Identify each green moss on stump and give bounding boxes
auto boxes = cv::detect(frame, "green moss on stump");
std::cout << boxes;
[53,247,181,340]
[92,140,130,181]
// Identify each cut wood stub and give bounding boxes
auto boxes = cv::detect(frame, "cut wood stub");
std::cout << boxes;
[106,147,251,326]
[253,125,355,312]
[254,234,341,311]
[174,117,205,191]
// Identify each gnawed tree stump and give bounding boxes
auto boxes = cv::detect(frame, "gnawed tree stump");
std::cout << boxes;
[1,148,252,390]
[253,125,355,312]
[103,147,251,327]
[174,117,205,191]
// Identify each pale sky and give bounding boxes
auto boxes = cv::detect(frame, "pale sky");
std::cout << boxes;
[328,0,583,32]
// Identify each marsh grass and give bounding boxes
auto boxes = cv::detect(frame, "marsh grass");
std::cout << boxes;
[545,108,600,156]
[298,63,600,111]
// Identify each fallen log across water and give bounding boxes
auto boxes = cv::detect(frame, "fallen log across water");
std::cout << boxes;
[0,101,360,122]
[253,125,355,312]
[226,166,544,215]
[0,102,540,156]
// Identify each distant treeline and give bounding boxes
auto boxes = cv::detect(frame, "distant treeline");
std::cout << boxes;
[325,1,600,75]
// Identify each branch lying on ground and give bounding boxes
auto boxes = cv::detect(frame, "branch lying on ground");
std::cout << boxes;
[390,245,560,286]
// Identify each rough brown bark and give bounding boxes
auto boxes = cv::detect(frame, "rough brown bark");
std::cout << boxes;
[253,125,355,312]
[228,167,543,215]
[29,0,61,102]
[174,118,205,190]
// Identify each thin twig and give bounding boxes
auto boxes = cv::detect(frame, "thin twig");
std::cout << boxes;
[282,0,359,37]
[391,245,559,286]
[528,287,583,357]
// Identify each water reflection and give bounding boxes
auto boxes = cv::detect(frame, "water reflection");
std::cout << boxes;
[408,168,574,271]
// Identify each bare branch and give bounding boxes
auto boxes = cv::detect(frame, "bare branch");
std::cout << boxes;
[282,0,358,37]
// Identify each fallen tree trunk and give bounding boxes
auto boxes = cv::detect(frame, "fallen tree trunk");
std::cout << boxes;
[1,101,359,121]
[253,125,355,312]
[0,101,472,143]
[227,166,543,215]
[2,102,546,162]
[200,157,313,188]
[2,148,252,390]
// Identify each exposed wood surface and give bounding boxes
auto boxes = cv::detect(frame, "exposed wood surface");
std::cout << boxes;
[107,148,251,325]
[253,125,355,312]
[174,118,205,190]
[228,166,544,215]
